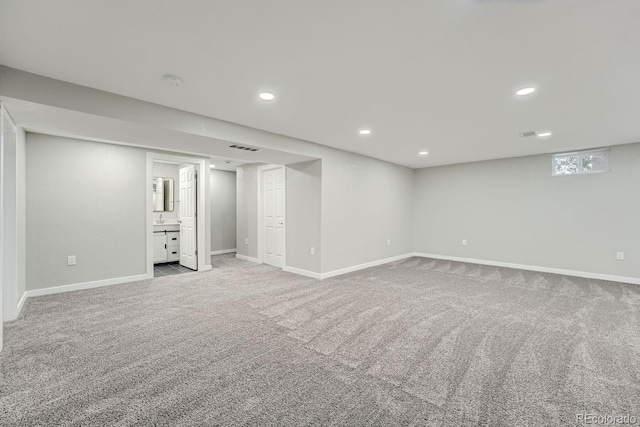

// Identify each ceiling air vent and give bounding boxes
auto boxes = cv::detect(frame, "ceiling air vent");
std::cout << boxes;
[520,131,537,138]
[229,144,260,152]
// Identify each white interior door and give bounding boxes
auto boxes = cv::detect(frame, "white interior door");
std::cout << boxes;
[179,165,198,270]
[263,167,285,268]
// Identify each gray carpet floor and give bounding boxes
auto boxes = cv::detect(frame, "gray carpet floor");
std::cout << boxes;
[1,255,639,426]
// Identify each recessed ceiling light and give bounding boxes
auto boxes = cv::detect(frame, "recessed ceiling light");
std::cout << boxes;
[536,131,552,137]
[419,151,429,156]
[516,87,536,96]
[258,92,275,101]
[359,129,371,135]
[163,74,182,87]
[210,164,216,168]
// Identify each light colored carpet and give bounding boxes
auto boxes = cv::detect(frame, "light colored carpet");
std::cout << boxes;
[1,255,639,426]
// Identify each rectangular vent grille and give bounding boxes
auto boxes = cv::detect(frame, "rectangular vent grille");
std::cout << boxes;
[229,144,260,152]
[520,131,537,138]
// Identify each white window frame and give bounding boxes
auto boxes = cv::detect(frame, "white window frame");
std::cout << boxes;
[551,149,610,176]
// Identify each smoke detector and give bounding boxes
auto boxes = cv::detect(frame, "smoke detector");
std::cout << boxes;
[520,130,553,138]
[163,74,182,87]
[520,131,537,138]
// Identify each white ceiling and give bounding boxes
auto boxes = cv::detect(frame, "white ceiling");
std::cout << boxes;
[1,0,639,168]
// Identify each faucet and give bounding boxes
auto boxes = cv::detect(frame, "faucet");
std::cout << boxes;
[159,214,164,224]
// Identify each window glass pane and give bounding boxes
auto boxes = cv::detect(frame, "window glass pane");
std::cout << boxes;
[581,153,608,173]
[554,155,580,175]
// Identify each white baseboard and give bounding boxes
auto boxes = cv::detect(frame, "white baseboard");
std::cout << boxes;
[25,273,153,298]
[236,254,259,264]
[320,253,414,280]
[210,249,236,255]
[283,266,322,280]
[413,253,640,285]
[16,292,27,316]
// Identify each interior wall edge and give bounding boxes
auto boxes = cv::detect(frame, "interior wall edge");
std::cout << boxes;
[16,291,26,318]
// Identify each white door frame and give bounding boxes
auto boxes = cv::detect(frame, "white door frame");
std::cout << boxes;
[146,152,211,276]
[178,164,198,270]
[257,164,286,267]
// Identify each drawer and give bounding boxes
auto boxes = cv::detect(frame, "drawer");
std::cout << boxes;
[167,248,180,262]
[167,231,180,245]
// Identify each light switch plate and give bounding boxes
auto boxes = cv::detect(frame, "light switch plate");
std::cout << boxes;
[67,255,76,266]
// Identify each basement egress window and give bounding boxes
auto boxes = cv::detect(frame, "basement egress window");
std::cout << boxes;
[552,149,610,176]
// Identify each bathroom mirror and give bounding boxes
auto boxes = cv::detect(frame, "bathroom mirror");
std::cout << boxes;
[153,177,175,212]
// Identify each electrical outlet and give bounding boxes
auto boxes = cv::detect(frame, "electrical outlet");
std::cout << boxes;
[310,247,315,256]
[387,239,391,246]
[616,252,625,261]
[67,255,76,266]
[245,238,249,245]
[462,239,467,246]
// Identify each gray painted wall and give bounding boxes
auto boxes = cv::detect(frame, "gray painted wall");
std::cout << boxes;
[26,133,147,290]
[320,150,414,273]
[210,169,236,252]
[287,160,322,273]
[413,143,640,279]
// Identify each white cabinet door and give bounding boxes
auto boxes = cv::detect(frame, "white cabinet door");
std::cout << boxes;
[153,233,168,263]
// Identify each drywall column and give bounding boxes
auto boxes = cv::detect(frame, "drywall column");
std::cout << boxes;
[286,160,321,274]
[16,126,26,313]
[1,105,19,322]
[236,164,260,261]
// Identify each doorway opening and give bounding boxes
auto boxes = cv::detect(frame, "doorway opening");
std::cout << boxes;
[146,153,210,278]
[209,164,237,257]
[257,165,286,269]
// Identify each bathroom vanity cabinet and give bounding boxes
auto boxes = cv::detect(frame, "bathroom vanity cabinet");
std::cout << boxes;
[153,224,180,264]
